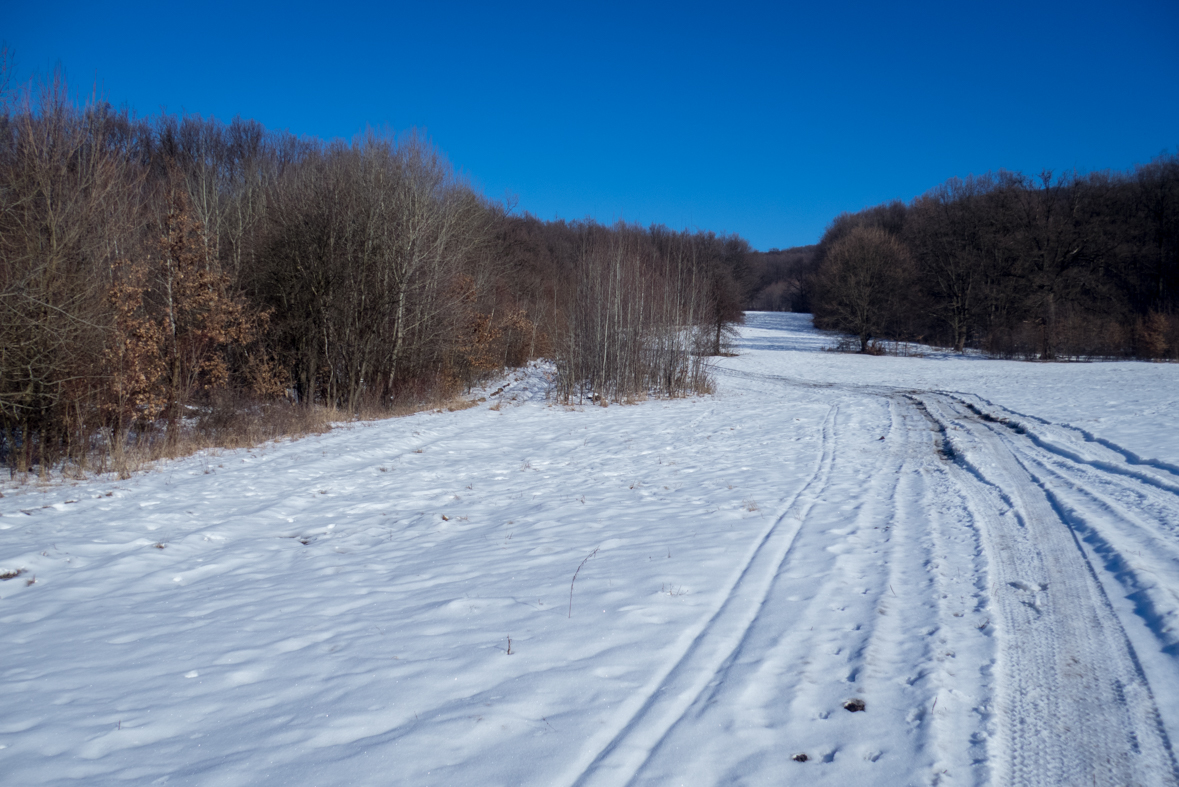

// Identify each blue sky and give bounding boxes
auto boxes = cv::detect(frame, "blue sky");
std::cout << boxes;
[4,0,1177,250]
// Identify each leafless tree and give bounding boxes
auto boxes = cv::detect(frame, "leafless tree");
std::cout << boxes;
[0,74,141,468]
[905,175,999,351]
[813,226,913,352]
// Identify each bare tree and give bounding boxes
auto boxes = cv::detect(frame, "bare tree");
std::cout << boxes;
[253,131,494,410]
[998,171,1108,359]
[906,175,1000,351]
[813,226,912,352]
[0,74,140,468]
[552,222,721,403]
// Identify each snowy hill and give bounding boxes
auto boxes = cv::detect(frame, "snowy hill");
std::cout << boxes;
[3,312,1179,786]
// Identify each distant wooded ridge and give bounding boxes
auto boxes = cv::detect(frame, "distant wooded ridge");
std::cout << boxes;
[802,162,1179,359]
[744,245,819,313]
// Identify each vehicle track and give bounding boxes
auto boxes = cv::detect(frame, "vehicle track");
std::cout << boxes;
[944,393,1179,748]
[560,404,840,787]
[944,391,1179,482]
[917,393,1179,786]
[624,391,999,785]
[565,386,1003,785]
[622,394,924,784]
[941,393,1179,496]
[571,365,1179,785]
[1011,444,1179,650]
[915,413,997,785]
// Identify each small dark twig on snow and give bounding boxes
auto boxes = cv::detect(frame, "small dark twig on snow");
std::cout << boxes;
[568,547,600,618]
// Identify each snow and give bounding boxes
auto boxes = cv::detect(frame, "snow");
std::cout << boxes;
[735,312,1179,472]
[2,312,1178,785]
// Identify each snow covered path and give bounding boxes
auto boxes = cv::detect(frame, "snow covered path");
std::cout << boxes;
[3,313,1179,785]
[913,392,1177,785]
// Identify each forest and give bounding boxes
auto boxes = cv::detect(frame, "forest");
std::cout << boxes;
[4,63,1176,477]
[0,75,749,474]
[803,161,1179,359]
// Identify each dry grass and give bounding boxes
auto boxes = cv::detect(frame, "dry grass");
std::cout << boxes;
[93,400,337,480]
[442,397,479,412]
[5,387,484,484]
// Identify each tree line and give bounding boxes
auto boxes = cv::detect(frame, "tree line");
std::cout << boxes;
[808,160,1179,359]
[0,71,749,473]
[744,244,818,313]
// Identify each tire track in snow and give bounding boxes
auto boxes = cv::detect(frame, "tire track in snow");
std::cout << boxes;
[848,396,993,785]
[561,404,840,787]
[914,419,997,785]
[623,394,917,783]
[917,394,1179,786]
[1016,452,1179,649]
[962,405,1179,750]
[712,368,998,782]
[941,391,1179,482]
[572,392,986,785]
[725,362,1179,782]
[942,393,1179,496]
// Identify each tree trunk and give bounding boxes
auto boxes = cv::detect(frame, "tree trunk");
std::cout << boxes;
[1041,290,1056,360]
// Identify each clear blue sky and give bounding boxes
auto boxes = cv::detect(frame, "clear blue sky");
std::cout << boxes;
[4,0,1177,250]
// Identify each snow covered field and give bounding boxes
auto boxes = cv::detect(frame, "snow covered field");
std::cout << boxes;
[3,312,1179,786]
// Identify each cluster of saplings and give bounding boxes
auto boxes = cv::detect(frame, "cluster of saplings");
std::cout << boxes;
[0,74,748,475]
[808,160,1179,360]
